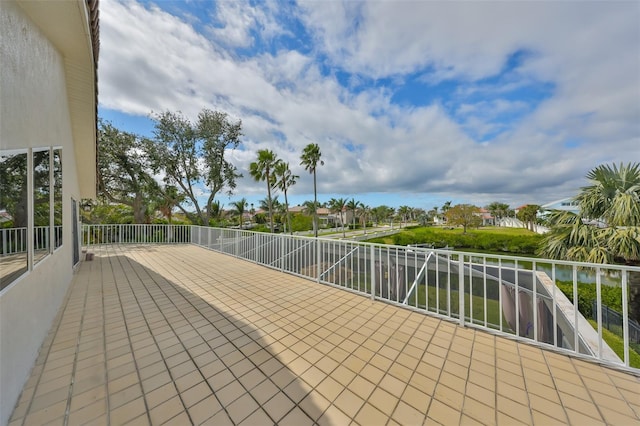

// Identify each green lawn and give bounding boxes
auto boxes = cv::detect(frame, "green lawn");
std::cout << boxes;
[588,319,640,368]
[367,226,543,256]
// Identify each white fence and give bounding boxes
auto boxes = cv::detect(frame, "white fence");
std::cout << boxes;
[1,226,61,256]
[82,224,640,371]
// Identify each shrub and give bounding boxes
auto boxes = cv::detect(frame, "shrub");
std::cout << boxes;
[555,281,623,318]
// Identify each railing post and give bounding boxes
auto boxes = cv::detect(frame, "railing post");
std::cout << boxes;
[316,238,321,284]
[621,270,630,367]
[458,255,465,326]
[370,245,375,300]
[280,235,285,272]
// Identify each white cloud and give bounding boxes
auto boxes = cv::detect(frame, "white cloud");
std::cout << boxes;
[99,0,640,209]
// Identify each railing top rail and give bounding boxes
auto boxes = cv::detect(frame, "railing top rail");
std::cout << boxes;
[83,223,640,272]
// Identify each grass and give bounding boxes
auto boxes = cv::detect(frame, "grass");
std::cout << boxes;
[588,319,640,368]
[341,275,509,331]
[366,226,543,256]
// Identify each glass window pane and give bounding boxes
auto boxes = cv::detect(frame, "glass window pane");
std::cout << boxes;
[0,151,28,289]
[33,149,50,264]
[54,149,62,249]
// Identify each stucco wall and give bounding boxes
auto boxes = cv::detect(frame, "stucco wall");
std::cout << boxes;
[0,2,83,424]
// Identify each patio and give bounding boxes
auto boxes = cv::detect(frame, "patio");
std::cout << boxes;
[8,244,640,425]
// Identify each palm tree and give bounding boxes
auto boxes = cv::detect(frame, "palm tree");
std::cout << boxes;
[250,149,279,233]
[487,201,510,226]
[230,198,247,228]
[302,200,321,233]
[328,197,348,237]
[358,204,371,234]
[274,161,298,235]
[517,204,540,232]
[157,185,183,224]
[346,198,361,231]
[397,205,411,228]
[539,162,640,321]
[300,143,324,237]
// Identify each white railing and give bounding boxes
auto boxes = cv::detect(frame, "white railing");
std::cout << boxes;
[82,224,191,246]
[1,226,61,256]
[82,224,640,370]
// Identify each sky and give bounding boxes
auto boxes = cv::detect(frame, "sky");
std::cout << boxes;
[98,0,640,212]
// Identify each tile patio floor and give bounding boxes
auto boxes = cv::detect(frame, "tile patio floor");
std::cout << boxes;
[8,245,640,425]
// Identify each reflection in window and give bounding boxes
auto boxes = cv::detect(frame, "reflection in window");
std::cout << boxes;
[53,149,62,249]
[0,151,29,289]
[33,149,50,264]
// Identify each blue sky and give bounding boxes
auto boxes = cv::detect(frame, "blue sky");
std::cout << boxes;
[98,0,640,211]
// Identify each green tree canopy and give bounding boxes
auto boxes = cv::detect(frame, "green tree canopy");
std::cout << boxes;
[274,161,298,235]
[445,204,481,233]
[97,120,160,223]
[250,149,279,233]
[300,143,323,237]
[486,201,510,225]
[328,197,348,237]
[517,204,540,232]
[147,109,242,225]
[539,162,640,321]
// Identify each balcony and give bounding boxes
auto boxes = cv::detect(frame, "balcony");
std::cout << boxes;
[8,225,640,425]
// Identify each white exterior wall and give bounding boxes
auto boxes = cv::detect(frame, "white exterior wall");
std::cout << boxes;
[0,3,84,424]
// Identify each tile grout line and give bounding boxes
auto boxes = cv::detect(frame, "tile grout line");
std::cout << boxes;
[105,248,153,425]
[100,250,111,425]
[62,260,92,425]
[19,259,90,425]
[122,248,238,424]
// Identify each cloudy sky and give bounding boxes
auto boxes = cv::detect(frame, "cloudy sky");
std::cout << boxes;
[98,0,640,211]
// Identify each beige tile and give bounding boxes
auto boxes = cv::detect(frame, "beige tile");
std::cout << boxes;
[263,391,295,422]
[187,394,221,424]
[298,391,331,422]
[427,398,461,425]
[368,387,398,417]
[110,397,147,425]
[333,389,365,418]
[392,400,426,425]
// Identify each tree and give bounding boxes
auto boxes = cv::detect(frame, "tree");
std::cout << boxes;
[230,198,248,228]
[97,120,160,223]
[517,204,540,232]
[147,109,242,226]
[300,143,324,237]
[442,201,452,215]
[372,205,394,227]
[486,201,510,226]
[328,197,348,237]
[398,205,411,228]
[539,162,640,321]
[156,185,184,224]
[250,150,279,233]
[346,198,361,231]
[0,152,28,228]
[358,204,371,234]
[274,161,298,235]
[445,204,481,233]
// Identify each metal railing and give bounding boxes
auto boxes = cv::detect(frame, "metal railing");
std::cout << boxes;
[82,224,640,370]
[593,301,640,351]
[83,224,191,246]
[1,226,62,256]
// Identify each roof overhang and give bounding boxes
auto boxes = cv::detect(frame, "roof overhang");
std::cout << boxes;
[17,0,98,199]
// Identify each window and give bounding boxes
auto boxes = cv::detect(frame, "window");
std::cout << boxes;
[0,147,63,289]
[33,148,50,265]
[53,149,62,249]
[0,151,29,289]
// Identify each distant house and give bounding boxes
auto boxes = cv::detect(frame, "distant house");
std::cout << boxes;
[476,208,495,226]
[541,197,580,214]
[0,0,99,422]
